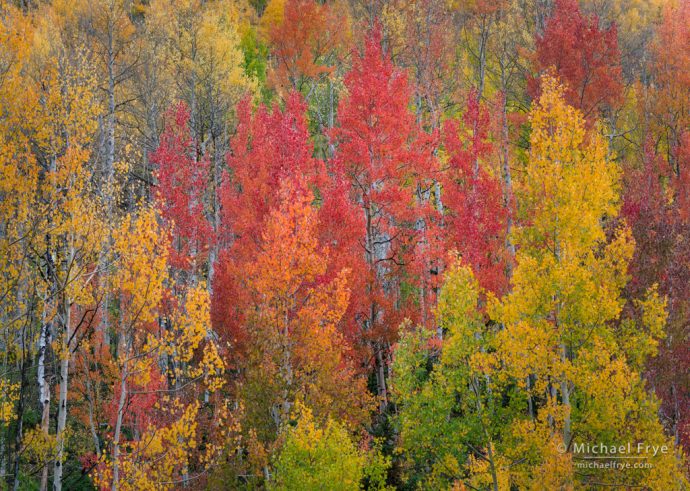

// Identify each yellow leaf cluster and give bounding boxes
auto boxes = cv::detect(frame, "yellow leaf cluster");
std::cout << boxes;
[154,283,225,392]
[95,401,201,491]
[112,207,169,326]
[146,0,257,105]
[0,379,19,425]
[484,75,688,488]
[269,403,369,491]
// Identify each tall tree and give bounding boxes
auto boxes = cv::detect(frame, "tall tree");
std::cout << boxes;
[383,0,460,128]
[392,261,510,490]
[622,1,690,451]
[214,92,329,359]
[146,0,256,284]
[236,180,372,474]
[270,403,389,490]
[77,0,138,198]
[0,6,42,485]
[646,0,690,175]
[14,12,104,488]
[94,208,225,490]
[151,102,213,277]
[623,145,690,451]
[530,0,623,118]
[330,27,437,410]
[441,92,508,295]
[261,0,350,97]
[486,76,687,488]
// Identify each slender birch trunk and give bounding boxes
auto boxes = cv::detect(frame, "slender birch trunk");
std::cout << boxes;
[52,296,70,491]
[364,202,388,412]
[111,332,129,491]
[38,315,52,491]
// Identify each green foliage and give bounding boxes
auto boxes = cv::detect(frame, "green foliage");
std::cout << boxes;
[392,263,507,490]
[270,404,388,490]
[1,2,690,490]
[240,26,273,104]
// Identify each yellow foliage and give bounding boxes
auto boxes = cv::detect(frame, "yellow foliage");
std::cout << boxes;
[0,379,18,425]
[112,207,169,326]
[22,427,59,469]
[516,75,620,257]
[94,401,199,491]
[487,75,688,488]
[154,282,225,392]
[146,0,257,106]
[269,403,370,491]
[260,0,286,39]
[467,446,511,491]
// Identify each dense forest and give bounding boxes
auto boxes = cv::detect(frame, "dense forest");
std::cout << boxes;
[0,0,689,489]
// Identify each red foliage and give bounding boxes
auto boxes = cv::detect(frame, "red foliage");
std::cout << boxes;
[622,142,690,451]
[79,452,99,472]
[626,1,690,450]
[266,0,348,93]
[530,0,623,117]
[329,26,438,341]
[315,166,369,347]
[678,134,690,223]
[151,102,213,271]
[441,91,508,294]
[218,93,325,245]
[213,92,363,359]
[649,1,690,175]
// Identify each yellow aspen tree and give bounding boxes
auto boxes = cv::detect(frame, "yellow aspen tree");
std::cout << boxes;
[269,403,390,491]
[105,207,168,491]
[485,75,688,489]
[46,0,138,198]
[56,0,141,351]
[96,207,227,490]
[0,5,50,486]
[0,6,40,472]
[12,7,105,488]
[392,260,512,490]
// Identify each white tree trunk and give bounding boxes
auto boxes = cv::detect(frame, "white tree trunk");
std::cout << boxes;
[111,347,128,491]
[38,315,52,491]
[52,301,70,491]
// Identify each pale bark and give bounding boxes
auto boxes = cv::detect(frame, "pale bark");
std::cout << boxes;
[99,6,117,348]
[111,336,129,491]
[52,298,70,491]
[38,315,52,491]
[85,377,101,456]
[497,50,516,266]
[560,343,571,448]
[279,308,293,429]
[364,202,389,412]
[374,344,388,412]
